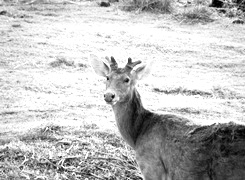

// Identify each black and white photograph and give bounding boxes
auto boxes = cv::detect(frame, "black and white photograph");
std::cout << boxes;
[0,0,245,179]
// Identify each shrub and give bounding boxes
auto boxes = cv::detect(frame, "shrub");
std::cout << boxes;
[121,0,173,13]
[176,5,215,23]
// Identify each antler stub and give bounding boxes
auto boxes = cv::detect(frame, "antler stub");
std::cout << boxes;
[106,56,118,71]
[125,58,141,71]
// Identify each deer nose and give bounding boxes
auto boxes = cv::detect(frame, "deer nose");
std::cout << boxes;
[104,92,115,103]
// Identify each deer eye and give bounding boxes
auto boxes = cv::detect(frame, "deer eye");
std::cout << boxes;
[124,77,130,83]
[106,76,109,81]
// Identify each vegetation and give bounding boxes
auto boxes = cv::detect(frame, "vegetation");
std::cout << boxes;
[1,0,244,22]
[119,0,244,23]
[153,86,242,99]
[175,5,216,24]
[121,0,173,13]
[0,124,142,180]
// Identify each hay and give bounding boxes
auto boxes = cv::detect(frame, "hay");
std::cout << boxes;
[0,124,142,179]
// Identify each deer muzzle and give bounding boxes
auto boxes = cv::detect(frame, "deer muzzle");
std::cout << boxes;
[104,91,116,104]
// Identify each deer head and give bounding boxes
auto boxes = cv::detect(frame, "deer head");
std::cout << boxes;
[90,54,153,105]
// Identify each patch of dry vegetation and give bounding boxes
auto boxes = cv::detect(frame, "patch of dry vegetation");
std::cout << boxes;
[119,0,243,23]
[119,0,217,23]
[0,124,142,180]
[49,57,75,68]
[175,5,216,24]
[120,0,173,13]
[153,86,213,97]
[153,86,244,100]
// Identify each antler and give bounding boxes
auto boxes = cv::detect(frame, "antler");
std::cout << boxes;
[125,58,142,71]
[105,56,118,71]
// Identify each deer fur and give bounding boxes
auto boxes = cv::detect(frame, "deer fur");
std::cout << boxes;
[90,54,245,180]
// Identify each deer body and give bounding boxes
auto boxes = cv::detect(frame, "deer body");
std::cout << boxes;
[90,55,245,180]
[112,87,197,180]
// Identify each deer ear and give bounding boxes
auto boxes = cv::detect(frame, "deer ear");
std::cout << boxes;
[133,60,154,80]
[90,54,110,77]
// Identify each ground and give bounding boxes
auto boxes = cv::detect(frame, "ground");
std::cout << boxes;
[0,1,245,179]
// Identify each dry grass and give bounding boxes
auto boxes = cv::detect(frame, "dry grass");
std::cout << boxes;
[0,123,142,180]
[153,86,243,99]
[49,57,75,68]
[153,86,213,97]
[121,0,173,13]
[175,5,216,24]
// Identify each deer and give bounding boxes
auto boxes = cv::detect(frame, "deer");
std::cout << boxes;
[90,54,245,180]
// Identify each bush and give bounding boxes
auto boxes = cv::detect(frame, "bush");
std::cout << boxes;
[176,5,215,23]
[121,0,173,13]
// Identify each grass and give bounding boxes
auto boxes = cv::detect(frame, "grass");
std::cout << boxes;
[153,86,244,100]
[49,57,75,68]
[120,0,218,24]
[176,5,216,24]
[0,123,142,180]
[121,0,173,13]
[153,86,213,97]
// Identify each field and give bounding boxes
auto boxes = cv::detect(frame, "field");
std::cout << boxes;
[0,0,245,179]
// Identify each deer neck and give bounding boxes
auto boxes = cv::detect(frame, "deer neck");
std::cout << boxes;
[112,88,148,149]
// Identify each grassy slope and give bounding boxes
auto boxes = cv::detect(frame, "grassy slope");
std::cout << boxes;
[0,1,245,179]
